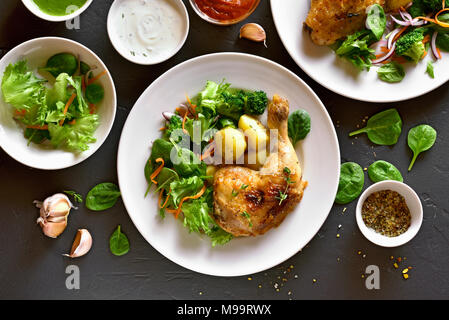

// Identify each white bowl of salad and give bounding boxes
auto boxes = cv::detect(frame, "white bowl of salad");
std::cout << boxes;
[0,37,116,170]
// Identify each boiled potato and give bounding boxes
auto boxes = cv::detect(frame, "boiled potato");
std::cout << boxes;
[238,115,269,151]
[214,127,247,163]
[245,148,268,170]
[206,165,217,184]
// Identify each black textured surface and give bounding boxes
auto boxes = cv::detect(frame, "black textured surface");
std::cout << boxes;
[0,0,448,300]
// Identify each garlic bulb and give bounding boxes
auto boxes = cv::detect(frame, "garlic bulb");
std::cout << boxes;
[64,229,93,258]
[35,193,75,238]
[239,23,267,46]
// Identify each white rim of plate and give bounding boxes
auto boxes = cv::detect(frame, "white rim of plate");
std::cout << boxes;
[117,52,340,276]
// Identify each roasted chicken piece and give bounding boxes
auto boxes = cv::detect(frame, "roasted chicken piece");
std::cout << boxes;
[213,95,308,237]
[305,0,411,46]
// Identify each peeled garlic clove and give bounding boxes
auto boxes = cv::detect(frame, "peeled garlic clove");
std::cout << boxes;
[64,229,93,258]
[239,23,267,43]
[35,193,74,238]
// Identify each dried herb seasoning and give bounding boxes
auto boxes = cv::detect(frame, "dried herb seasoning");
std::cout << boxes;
[362,190,411,237]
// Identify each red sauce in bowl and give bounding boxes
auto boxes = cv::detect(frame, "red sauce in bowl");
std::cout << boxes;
[194,0,258,22]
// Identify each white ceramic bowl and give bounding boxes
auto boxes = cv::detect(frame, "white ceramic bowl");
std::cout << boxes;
[107,0,189,65]
[356,181,423,247]
[21,0,93,22]
[0,37,117,170]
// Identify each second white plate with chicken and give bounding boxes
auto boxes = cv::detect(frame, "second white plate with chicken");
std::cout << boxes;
[271,0,449,103]
[117,53,340,277]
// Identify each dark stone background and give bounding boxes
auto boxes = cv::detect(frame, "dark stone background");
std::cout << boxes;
[0,0,448,300]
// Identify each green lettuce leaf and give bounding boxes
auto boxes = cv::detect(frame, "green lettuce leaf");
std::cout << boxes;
[1,60,46,110]
[48,114,99,152]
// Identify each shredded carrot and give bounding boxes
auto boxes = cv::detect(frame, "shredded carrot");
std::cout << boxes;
[416,16,438,25]
[81,77,86,92]
[174,184,207,219]
[89,103,96,114]
[435,8,449,28]
[87,70,107,85]
[200,143,215,161]
[380,46,389,53]
[185,94,197,115]
[26,124,48,130]
[159,127,166,131]
[393,26,409,42]
[182,111,189,135]
[68,119,76,125]
[392,56,408,64]
[158,189,171,209]
[150,158,164,184]
[14,109,26,117]
[59,93,77,126]
[422,50,428,59]
[423,34,431,44]
[437,47,442,59]
[176,107,188,118]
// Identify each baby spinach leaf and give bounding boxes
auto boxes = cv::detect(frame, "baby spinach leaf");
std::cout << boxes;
[288,109,311,145]
[85,83,104,104]
[335,162,365,204]
[408,124,437,171]
[86,182,121,211]
[377,62,405,83]
[39,53,78,78]
[368,160,403,183]
[109,225,129,256]
[366,4,387,40]
[349,108,402,145]
[436,33,449,52]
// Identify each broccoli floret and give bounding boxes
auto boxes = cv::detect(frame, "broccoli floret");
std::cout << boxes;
[216,91,245,121]
[243,91,268,115]
[395,29,426,63]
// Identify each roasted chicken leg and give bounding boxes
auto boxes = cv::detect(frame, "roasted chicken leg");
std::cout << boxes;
[305,0,412,46]
[213,95,308,237]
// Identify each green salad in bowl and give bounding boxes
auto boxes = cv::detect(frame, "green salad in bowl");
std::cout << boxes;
[0,37,116,170]
[1,53,105,152]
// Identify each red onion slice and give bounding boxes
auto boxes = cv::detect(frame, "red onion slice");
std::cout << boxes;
[387,28,401,49]
[390,14,411,26]
[372,42,396,64]
[431,31,440,59]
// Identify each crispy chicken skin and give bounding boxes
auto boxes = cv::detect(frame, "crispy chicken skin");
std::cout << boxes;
[305,0,411,46]
[213,95,308,237]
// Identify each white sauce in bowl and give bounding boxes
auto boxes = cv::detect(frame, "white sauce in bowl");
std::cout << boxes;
[111,0,186,63]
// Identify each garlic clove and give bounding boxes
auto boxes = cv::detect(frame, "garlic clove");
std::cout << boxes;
[35,193,75,238]
[239,23,267,44]
[64,229,93,258]
[38,220,68,239]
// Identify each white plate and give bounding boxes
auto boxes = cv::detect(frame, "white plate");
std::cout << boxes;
[117,53,340,277]
[271,0,449,103]
[0,37,117,170]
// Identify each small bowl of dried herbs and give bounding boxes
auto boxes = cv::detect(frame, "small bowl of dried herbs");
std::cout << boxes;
[356,180,423,247]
